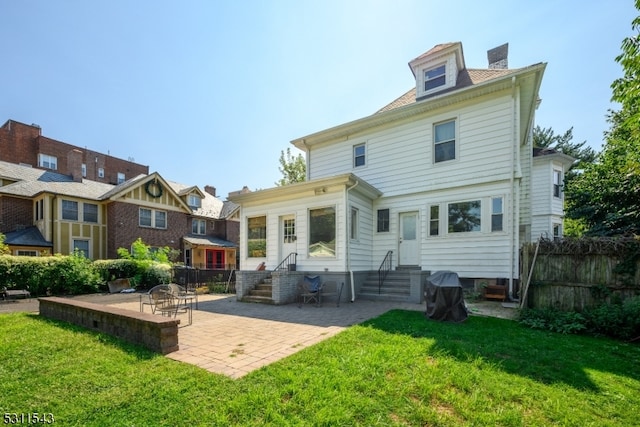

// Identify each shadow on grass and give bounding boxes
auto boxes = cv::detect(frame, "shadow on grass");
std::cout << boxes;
[361,309,640,391]
[26,313,159,361]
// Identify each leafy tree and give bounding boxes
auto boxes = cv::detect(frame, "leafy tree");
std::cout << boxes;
[565,4,640,236]
[276,147,306,186]
[0,233,10,255]
[117,237,171,263]
[533,125,597,172]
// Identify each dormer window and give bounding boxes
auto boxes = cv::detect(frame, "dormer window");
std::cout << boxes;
[425,64,446,91]
[188,194,202,208]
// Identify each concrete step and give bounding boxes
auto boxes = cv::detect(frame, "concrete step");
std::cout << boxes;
[241,295,275,304]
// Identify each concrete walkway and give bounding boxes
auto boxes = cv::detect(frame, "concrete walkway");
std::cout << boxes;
[1,293,517,379]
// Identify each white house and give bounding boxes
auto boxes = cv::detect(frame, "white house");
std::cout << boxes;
[229,42,574,304]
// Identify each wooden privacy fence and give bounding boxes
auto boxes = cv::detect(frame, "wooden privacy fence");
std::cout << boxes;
[520,238,640,311]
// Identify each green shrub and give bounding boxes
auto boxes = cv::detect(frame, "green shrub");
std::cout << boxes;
[582,296,640,340]
[138,261,172,288]
[0,254,101,296]
[518,307,587,335]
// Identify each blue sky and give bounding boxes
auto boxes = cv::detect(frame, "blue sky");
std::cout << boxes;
[1,1,636,198]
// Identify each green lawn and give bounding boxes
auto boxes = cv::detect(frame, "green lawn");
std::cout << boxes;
[1,310,638,426]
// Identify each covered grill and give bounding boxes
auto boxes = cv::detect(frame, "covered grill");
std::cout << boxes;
[424,271,468,322]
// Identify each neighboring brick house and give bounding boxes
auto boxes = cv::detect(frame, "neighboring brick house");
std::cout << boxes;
[0,123,239,265]
[0,119,149,185]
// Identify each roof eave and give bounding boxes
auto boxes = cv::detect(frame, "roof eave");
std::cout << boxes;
[292,63,546,150]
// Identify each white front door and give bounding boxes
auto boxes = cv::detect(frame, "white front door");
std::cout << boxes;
[399,211,419,266]
[280,215,297,261]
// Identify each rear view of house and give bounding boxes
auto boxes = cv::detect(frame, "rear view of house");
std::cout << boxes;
[230,42,574,304]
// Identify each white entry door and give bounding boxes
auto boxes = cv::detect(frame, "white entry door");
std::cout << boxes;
[280,215,297,260]
[399,211,419,266]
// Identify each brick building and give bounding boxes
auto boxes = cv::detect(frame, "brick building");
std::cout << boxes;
[0,119,149,184]
[0,119,239,266]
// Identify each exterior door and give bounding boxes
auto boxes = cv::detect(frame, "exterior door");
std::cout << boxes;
[399,211,419,266]
[206,249,225,269]
[280,215,297,260]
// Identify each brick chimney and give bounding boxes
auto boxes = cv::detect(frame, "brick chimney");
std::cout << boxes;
[204,185,216,197]
[487,43,508,69]
[67,149,84,182]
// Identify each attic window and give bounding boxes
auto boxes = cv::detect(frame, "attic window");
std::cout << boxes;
[425,64,446,91]
[188,194,202,208]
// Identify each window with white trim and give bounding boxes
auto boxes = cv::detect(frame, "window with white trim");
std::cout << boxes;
[350,207,359,240]
[491,197,503,232]
[62,200,78,221]
[35,199,44,221]
[354,144,365,167]
[553,223,562,241]
[429,205,440,236]
[377,209,390,233]
[248,216,266,257]
[73,239,90,258]
[434,120,456,163]
[117,172,125,184]
[83,203,98,223]
[425,64,446,91]
[192,218,206,234]
[98,168,105,178]
[16,250,38,256]
[448,200,481,233]
[553,170,562,198]
[81,164,87,177]
[38,154,57,170]
[188,194,202,208]
[139,208,167,229]
[309,207,336,257]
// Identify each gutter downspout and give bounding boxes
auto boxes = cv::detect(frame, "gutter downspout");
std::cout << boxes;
[345,179,359,302]
[509,76,517,300]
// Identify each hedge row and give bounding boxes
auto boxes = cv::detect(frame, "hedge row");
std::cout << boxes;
[0,255,172,296]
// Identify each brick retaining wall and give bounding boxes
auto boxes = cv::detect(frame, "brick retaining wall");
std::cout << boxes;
[39,297,180,354]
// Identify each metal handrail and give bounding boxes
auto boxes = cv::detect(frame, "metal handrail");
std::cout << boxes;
[378,250,393,294]
[274,252,298,271]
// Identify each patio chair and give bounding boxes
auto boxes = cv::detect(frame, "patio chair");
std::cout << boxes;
[141,284,192,325]
[168,283,198,310]
[298,275,322,307]
[319,281,344,307]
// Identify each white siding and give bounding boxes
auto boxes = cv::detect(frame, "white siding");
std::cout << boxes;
[238,191,348,272]
[309,92,515,198]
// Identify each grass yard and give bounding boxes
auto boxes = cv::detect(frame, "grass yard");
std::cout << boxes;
[1,309,639,426]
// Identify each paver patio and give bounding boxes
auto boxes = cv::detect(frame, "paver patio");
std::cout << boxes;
[2,292,516,379]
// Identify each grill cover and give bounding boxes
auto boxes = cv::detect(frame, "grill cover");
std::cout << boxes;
[424,271,468,322]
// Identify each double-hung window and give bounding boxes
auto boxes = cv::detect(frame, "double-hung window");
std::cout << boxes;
[354,144,366,167]
[377,209,390,232]
[429,205,440,236]
[62,200,78,221]
[139,208,167,229]
[425,64,446,91]
[553,170,562,198]
[38,154,57,170]
[83,203,98,223]
[491,197,503,232]
[192,219,206,234]
[434,120,456,163]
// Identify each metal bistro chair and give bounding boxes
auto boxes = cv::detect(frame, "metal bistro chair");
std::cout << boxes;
[141,284,192,326]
